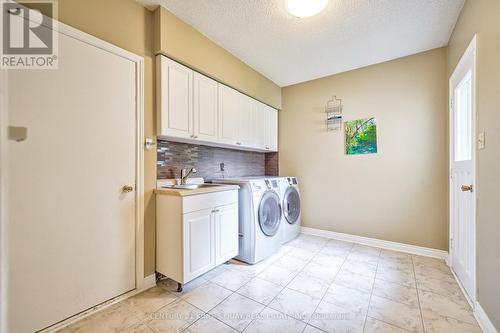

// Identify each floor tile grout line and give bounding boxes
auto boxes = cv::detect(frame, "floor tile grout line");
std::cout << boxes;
[191,248,292,333]
[414,281,479,327]
[361,249,381,333]
[365,315,414,333]
[289,240,332,333]
[238,245,303,332]
[254,240,326,332]
[412,255,427,333]
[304,240,354,332]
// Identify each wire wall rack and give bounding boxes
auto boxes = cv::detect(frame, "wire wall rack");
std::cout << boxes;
[325,95,343,131]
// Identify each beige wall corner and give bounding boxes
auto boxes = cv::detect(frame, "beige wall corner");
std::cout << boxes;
[52,0,157,277]
[153,6,282,109]
[280,48,448,251]
[448,0,500,330]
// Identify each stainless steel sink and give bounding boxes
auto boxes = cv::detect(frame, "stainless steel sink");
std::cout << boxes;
[161,183,222,190]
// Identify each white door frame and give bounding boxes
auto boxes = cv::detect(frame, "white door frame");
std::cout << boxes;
[0,16,145,332]
[448,34,477,305]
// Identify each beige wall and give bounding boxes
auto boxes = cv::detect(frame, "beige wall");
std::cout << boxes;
[51,0,157,276]
[280,48,448,250]
[154,7,282,109]
[448,0,500,329]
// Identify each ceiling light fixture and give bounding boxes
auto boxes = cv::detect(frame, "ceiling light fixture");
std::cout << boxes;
[286,0,329,18]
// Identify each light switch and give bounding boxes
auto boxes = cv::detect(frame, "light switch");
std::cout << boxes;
[477,132,485,150]
[145,137,155,151]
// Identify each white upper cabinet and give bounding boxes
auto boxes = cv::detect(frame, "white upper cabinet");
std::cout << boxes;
[239,94,256,148]
[157,56,193,139]
[157,55,278,152]
[266,106,278,152]
[254,101,278,152]
[218,84,242,146]
[193,72,218,142]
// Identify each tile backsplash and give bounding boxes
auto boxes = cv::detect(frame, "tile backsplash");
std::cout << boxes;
[157,141,278,180]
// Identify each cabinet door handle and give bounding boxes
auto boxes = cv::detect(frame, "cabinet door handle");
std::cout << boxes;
[265,146,270,150]
[212,209,220,213]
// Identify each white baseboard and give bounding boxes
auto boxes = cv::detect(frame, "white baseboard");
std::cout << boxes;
[143,273,157,289]
[475,302,498,333]
[301,227,449,260]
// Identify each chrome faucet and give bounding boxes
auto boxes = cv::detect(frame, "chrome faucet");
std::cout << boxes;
[180,167,197,184]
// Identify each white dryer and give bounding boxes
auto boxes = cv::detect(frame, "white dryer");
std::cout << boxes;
[213,177,283,264]
[279,177,301,244]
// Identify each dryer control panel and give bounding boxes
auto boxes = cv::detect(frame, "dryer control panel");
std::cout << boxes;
[265,179,280,189]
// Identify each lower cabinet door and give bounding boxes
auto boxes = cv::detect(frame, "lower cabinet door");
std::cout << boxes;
[183,208,215,282]
[214,203,239,265]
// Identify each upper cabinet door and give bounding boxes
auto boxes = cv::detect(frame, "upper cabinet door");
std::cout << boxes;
[193,73,218,142]
[239,94,256,147]
[218,85,241,146]
[254,101,267,149]
[157,56,193,139]
[267,107,278,152]
[254,102,278,152]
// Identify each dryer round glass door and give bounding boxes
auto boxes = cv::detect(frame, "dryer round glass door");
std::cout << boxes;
[283,187,300,224]
[258,190,282,237]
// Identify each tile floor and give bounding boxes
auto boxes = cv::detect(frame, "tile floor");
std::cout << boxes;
[58,234,482,333]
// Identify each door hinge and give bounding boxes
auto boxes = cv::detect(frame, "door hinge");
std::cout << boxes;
[450,98,454,109]
[450,238,454,249]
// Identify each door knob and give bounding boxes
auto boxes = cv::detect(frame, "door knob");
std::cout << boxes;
[461,184,473,192]
[122,185,134,193]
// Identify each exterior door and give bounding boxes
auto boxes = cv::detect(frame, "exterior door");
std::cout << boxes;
[449,36,476,302]
[193,72,218,141]
[183,209,215,281]
[4,23,139,332]
[214,203,239,265]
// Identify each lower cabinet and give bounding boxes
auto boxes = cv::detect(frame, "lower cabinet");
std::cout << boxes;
[214,204,239,265]
[183,203,238,281]
[156,190,239,285]
[183,208,214,280]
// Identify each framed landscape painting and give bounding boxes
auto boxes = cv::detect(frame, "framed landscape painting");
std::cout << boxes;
[344,117,377,155]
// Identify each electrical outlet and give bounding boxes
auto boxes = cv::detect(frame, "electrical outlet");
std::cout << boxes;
[478,132,485,150]
[220,162,225,171]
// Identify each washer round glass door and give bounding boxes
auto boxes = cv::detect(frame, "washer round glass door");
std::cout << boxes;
[258,190,282,236]
[283,187,300,224]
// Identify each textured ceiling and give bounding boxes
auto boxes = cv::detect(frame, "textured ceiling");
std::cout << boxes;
[141,0,464,87]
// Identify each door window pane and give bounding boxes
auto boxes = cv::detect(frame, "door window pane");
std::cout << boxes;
[454,70,473,162]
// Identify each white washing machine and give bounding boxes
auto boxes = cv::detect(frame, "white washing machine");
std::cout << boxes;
[279,177,302,244]
[213,177,283,264]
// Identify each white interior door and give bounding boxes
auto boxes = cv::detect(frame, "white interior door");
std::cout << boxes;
[449,36,476,302]
[4,23,140,332]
